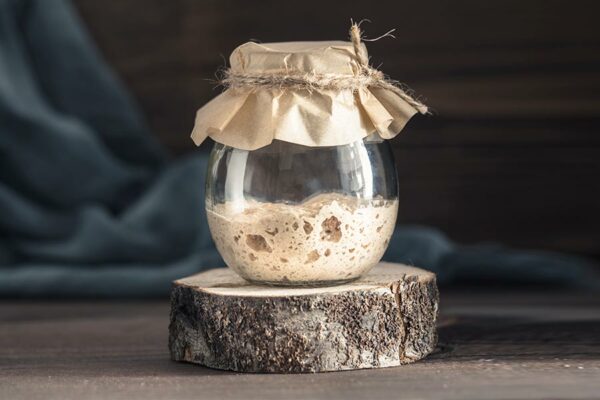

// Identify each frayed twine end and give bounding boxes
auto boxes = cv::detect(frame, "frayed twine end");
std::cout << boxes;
[218,22,429,115]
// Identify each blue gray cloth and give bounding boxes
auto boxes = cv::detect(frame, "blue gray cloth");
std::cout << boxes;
[0,0,598,297]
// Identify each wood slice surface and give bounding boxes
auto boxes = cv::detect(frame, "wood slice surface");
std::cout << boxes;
[169,262,439,373]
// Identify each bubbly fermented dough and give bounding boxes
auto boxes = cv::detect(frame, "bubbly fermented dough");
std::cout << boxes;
[207,193,398,285]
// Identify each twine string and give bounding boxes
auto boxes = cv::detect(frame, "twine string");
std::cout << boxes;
[220,23,428,114]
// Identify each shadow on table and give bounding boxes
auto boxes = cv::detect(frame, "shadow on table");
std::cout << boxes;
[432,316,600,361]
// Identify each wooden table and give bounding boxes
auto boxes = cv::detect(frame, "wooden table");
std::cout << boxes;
[1,290,599,399]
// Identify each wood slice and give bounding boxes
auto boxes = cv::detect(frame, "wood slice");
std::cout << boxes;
[169,262,439,373]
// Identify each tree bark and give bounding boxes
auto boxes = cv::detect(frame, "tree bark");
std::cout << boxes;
[169,262,438,373]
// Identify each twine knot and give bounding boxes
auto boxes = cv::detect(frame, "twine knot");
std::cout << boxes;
[220,23,428,114]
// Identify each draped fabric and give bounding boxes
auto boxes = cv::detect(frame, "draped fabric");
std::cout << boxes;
[0,0,597,297]
[0,0,221,297]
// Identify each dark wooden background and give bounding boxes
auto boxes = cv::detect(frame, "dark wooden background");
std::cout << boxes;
[72,0,600,259]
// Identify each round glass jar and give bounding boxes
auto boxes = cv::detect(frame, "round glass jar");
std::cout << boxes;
[205,134,399,286]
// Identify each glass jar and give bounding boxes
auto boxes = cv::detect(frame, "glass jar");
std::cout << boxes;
[205,134,398,286]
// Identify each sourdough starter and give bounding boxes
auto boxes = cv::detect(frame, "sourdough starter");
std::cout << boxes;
[206,193,398,285]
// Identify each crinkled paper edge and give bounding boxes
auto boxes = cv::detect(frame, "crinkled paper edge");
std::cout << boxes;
[191,87,419,151]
